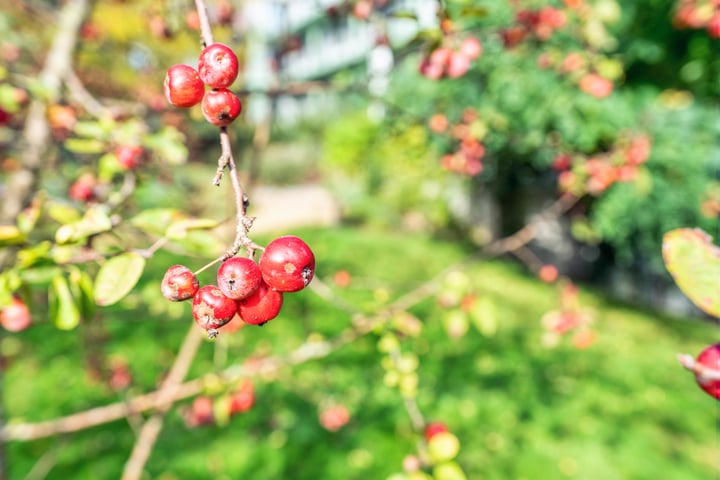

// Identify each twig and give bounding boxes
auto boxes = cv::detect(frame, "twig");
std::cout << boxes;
[120,326,204,480]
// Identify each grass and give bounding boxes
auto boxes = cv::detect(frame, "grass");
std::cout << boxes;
[4,226,719,479]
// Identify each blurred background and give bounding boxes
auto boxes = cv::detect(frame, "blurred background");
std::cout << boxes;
[0,0,718,479]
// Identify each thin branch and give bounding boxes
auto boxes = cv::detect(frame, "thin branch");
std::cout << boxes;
[120,326,204,480]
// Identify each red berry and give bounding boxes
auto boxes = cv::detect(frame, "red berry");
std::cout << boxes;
[68,173,97,203]
[424,421,449,441]
[446,51,471,78]
[259,235,315,292]
[691,343,720,399]
[459,37,482,60]
[217,257,262,300]
[201,88,242,127]
[198,43,239,88]
[237,281,283,325]
[161,265,199,302]
[115,145,143,170]
[164,64,205,108]
[192,285,237,337]
[538,264,559,283]
[0,297,31,332]
[228,380,255,414]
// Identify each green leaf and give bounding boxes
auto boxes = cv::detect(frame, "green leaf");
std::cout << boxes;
[73,120,109,139]
[662,228,720,318]
[130,208,184,236]
[51,274,81,330]
[93,252,146,306]
[55,206,113,244]
[469,296,498,337]
[47,202,82,224]
[69,267,96,320]
[0,225,26,246]
[166,218,220,239]
[17,241,52,268]
[64,138,106,154]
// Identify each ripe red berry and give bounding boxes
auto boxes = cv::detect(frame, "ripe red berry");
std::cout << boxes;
[259,235,315,292]
[424,421,449,441]
[0,297,31,332]
[217,257,262,300]
[459,36,483,60]
[164,64,205,108]
[237,281,283,325]
[681,343,720,400]
[228,380,255,414]
[201,88,242,127]
[161,265,199,302]
[198,43,239,88]
[68,173,97,203]
[115,145,143,170]
[192,285,237,337]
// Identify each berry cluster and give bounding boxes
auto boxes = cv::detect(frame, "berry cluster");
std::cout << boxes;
[161,235,315,338]
[555,132,651,196]
[428,108,487,177]
[501,6,567,47]
[673,0,720,38]
[419,36,483,80]
[163,43,242,126]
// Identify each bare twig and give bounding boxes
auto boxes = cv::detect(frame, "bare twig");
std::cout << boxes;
[121,326,204,480]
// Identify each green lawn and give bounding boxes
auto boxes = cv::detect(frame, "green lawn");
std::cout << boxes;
[4,226,718,479]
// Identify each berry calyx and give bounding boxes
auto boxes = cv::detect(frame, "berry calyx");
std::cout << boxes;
[0,297,31,332]
[201,88,242,127]
[237,280,283,325]
[161,265,199,302]
[192,285,237,337]
[259,235,315,292]
[164,64,205,108]
[217,256,262,300]
[198,43,239,88]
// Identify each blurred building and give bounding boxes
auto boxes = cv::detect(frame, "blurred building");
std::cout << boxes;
[240,0,439,125]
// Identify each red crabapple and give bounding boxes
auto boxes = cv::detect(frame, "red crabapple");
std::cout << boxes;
[217,257,262,300]
[679,343,720,400]
[0,297,31,332]
[459,37,482,60]
[424,421,449,441]
[68,173,97,203]
[161,265,199,302]
[201,88,242,127]
[164,64,205,108]
[198,43,239,88]
[446,51,471,78]
[115,145,143,170]
[237,280,283,325]
[192,285,237,337]
[259,235,315,292]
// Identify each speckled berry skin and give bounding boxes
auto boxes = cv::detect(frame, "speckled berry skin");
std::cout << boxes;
[259,236,315,292]
[192,285,237,337]
[198,43,239,88]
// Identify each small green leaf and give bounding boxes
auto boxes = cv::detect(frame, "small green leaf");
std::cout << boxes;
[94,252,146,306]
[17,241,52,268]
[130,208,184,236]
[0,225,26,246]
[69,267,96,320]
[73,120,109,139]
[166,218,220,239]
[469,296,498,337]
[55,206,113,244]
[47,202,82,224]
[662,228,720,318]
[51,274,81,330]
[64,138,106,154]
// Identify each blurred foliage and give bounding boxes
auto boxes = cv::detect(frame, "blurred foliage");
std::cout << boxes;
[321,0,719,274]
[5,227,719,478]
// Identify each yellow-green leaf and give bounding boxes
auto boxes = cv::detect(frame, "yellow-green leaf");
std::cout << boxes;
[662,228,720,318]
[51,275,80,330]
[94,252,146,306]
